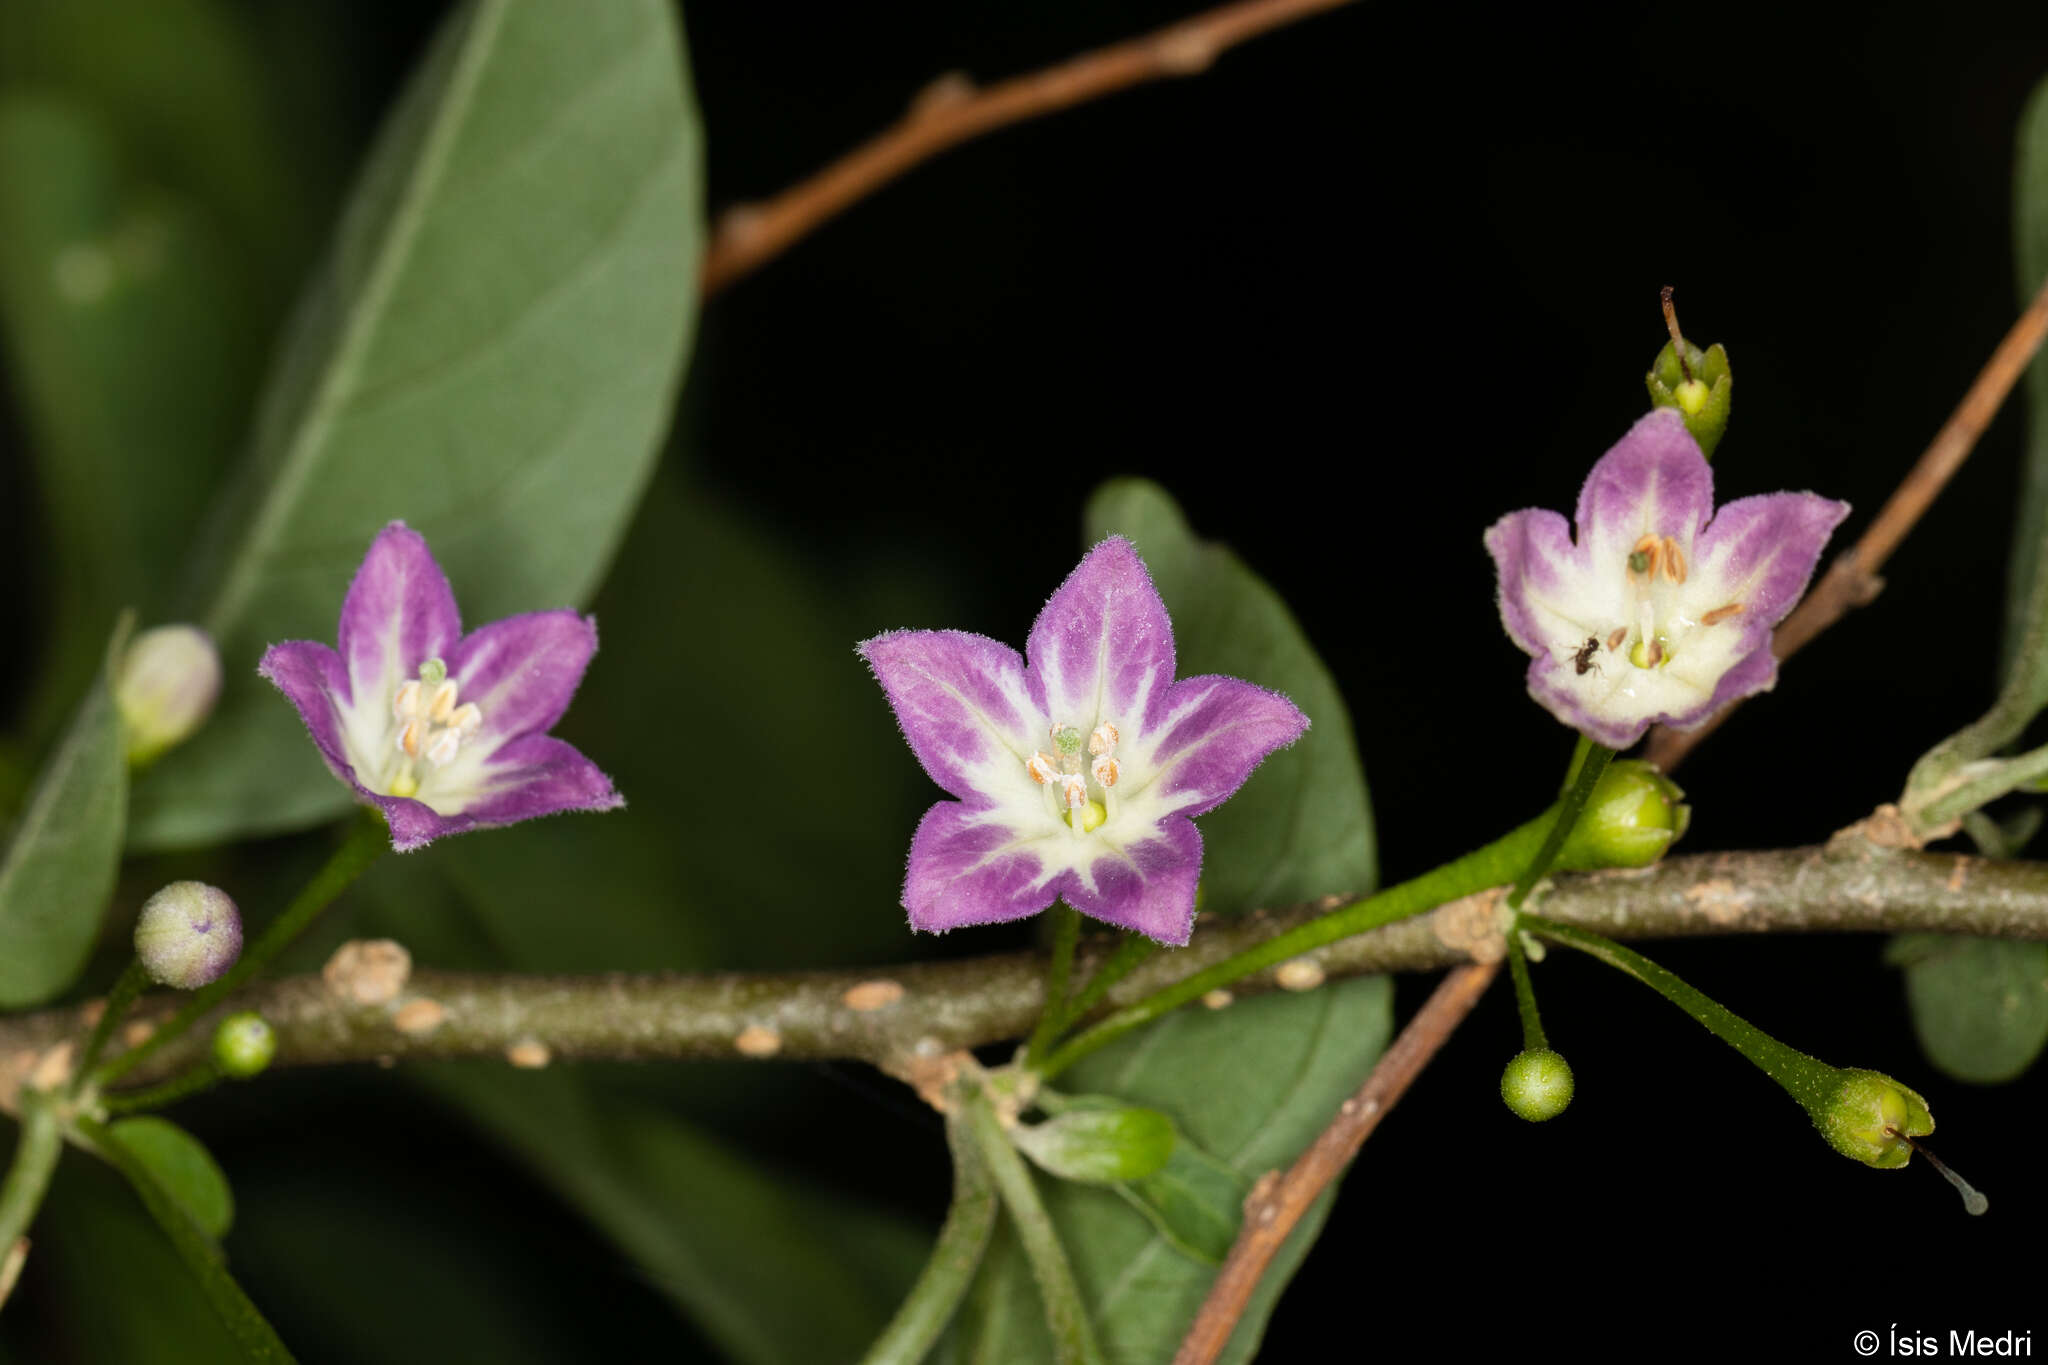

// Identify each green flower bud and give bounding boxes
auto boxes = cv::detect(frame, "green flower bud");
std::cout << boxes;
[1500,1047,1574,1122]
[212,1012,277,1079]
[1646,338,1732,459]
[1812,1068,1932,1170]
[114,625,222,765]
[134,881,242,990]
[1558,760,1689,870]
[1010,1102,1176,1184]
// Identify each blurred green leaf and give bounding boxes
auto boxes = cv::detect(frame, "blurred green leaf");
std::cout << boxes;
[1893,935,2048,1084]
[0,623,128,1007]
[130,0,704,849]
[105,1117,235,1242]
[1114,1140,1246,1266]
[1902,76,2048,1081]
[1012,1105,1176,1185]
[953,481,1389,1361]
[0,0,319,293]
[1084,478,1376,911]
[419,1065,924,1365]
[0,95,256,739]
[12,1157,245,1364]
[82,1116,293,1363]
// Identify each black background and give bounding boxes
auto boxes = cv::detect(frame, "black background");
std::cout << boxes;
[8,2,2048,1360]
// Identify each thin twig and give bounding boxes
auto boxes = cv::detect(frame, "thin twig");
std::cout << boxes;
[698,0,1360,295]
[1172,962,1500,1365]
[1647,273,2048,771]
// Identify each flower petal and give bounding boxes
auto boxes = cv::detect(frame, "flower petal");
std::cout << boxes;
[1485,507,1606,658]
[859,630,1041,800]
[380,734,622,852]
[337,522,462,706]
[903,801,1057,932]
[257,641,363,792]
[1690,491,1852,639]
[1025,537,1176,732]
[1066,818,1202,946]
[1140,676,1308,817]
[448,609,598,749]
[1574,409,1714,572]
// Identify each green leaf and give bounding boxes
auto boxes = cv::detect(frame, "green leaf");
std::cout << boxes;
[418,1065,925,1365]
[105,1117,235,1241]
[1084,478,1376,911]
[1114,1140,1246,1266]
[81,1117,295,1363]
[955,981,1393,1364]
[130,0,704,849]
[0,622,129,1007]
[1011,1105,1177,1185]
[1893,935,2048,1084]
[0,95,257,738]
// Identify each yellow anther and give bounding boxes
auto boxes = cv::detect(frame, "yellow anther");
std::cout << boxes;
[1605,626,1629,652]
[1700,602,1744,626]
[1088,722,1119,755]
[396,718,423,758]
[392,679,421,721]
[451,702,483,738]
[1027,752,1058,785]
[1092,755,1119,789]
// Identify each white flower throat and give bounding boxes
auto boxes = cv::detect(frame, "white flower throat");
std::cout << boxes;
[1025,720,1122,835]
[384,657,483,797]
[1592,532,1744,674]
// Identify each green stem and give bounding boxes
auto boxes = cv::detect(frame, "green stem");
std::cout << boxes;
[1024,906,1083,1064]
[959,1088,1105,1365]
[1508,741,1614,907]
[0,1089,63,1277]
[72,959,151,1089]
[1056,936,1158,1030]
[95,809,388,1088]
[1504,924,1546,1051]
[858,1106,999,1365]
[1519,912,1838,1112]
[1037,797,1582,1081]
[103,1063,226,1117]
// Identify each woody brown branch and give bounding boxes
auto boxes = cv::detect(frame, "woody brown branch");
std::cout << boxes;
[1,841,2039,1098]
[699,0,1360,294]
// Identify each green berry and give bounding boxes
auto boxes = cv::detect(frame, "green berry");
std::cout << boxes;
[213,1011,277,1079]
[1501,1047,1574,1122]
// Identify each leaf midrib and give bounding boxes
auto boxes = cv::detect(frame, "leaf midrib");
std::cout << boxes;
[202,0,511,640]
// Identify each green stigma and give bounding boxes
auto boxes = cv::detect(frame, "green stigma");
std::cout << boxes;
[1627,550,1651,574]
[418,657,448,687]
[1053,725,1083,757]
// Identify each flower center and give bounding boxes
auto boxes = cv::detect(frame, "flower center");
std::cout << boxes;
[1596,532,1744,673]
[384,657,483,798]
[1025,720,1122,835]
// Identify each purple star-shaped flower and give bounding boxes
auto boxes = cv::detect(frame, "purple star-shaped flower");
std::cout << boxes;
[1485,408,1850,750]
[259,523,621,851]
[860,537,1308,946]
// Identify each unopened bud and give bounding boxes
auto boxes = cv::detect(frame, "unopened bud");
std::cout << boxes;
[1500,1047,1574,1122]
[212,1012,276,1078]
[1812,1068,1932,1169]
[114,626,221,765]
[1558,760,1690,870]
[134,882,241,990]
